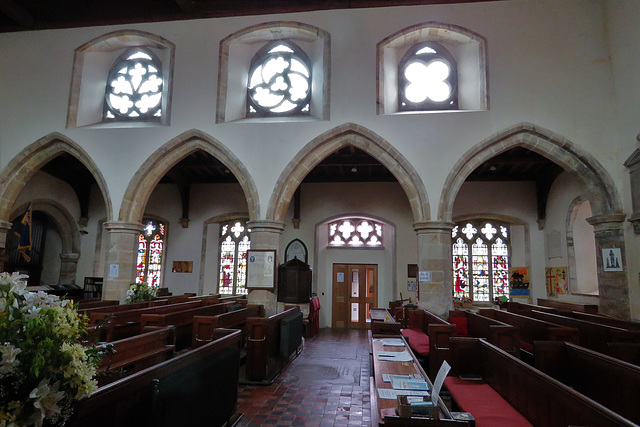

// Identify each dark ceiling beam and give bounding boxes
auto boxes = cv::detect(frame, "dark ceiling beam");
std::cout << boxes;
[0,0,34,28]
[165,170,191,223]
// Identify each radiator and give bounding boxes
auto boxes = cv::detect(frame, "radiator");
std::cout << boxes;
[280,311,303,359]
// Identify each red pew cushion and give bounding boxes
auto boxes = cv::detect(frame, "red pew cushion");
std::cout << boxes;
[401,328,429,356]
[444,377,532,427]
[449,316,469,336]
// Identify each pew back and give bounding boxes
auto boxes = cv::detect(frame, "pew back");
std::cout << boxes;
[531,310,640,354]
[69,329,242,427]
[192,304,264,348]
[534,341,640,424]
[537,298,599,314]
[449,337,636,426]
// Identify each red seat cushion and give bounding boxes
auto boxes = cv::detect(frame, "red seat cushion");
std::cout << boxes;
[401,328,429,356]
[449,316,469,336]
[444,377,532,427]
[520,340,534,353]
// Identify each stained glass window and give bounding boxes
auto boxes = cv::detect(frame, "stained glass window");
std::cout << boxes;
[398,42,458,112]
[247,41,311,117]
[452,221,510,302]
[218,220,251,295]
[328,218,383,247]
[104,48,163,121]
[137,218,166,290]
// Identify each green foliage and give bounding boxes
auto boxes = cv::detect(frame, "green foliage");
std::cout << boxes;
[0,273,102,427]
[125,282,157,304]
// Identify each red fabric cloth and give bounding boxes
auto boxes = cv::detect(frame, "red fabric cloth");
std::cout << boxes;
[401,328,429,356]
[449,316,469,336]
[444,377,532,427]
[519,340,534,353]
[308,297,320,337]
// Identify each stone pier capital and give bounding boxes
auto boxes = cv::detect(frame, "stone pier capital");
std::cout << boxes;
[413,221,456,234]
[586,213,626,232]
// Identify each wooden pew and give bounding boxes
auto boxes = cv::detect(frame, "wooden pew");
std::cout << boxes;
[403,308,456,379]
[89,300,203,341]
[77,299,119,310]
[478,308,579,363]
[531,310,640,354]
[69,329,242,427]
[534,341,640,424]
[370,308,402,336]
[192,304,264,348]
[506,300,558,316]
[97,326,176,386]
[445,337,636,426]
[451,310,520,358]
[570,311,640,331]
[245,307,302,383]
[537,298,599,314]
[607,342,640,365]
[139,301,237,350]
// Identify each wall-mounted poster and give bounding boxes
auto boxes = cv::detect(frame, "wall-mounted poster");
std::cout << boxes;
[407,278,417,292]
[545,267,568,296]
[509,267,530,296]
[602,248,623,272]
[246,250,276,290]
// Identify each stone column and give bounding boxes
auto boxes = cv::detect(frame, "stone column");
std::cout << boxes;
[414,221,455,318]
[246,220,286,316]
[586,213,630,319]
[0,220,12,272]
[59,252,80,285]
[103,221,144,302]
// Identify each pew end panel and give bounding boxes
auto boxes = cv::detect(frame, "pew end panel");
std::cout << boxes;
[245,307,301,383]
[427,323,457,380]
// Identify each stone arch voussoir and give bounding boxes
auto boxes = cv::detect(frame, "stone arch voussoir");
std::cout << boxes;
[438,123,622,221]
[119,129,260,223]
[0,132,113,223]
[266,123,430,223]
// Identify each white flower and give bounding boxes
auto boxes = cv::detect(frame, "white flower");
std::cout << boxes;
[29,379,65,427]
[126,289,135,297]
[0,343,21,374]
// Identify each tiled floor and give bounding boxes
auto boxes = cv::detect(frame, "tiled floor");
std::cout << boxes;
[237,328,372,427]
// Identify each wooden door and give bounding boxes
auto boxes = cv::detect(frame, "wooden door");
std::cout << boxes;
[332,264,378,329]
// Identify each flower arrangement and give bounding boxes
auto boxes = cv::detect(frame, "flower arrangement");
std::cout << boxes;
[0,272,100,427]
[125,282,157,304]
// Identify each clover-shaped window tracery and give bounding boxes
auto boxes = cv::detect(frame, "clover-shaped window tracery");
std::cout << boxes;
[398,42,458,111]
[104,48,163,121]
[247,41,312,117]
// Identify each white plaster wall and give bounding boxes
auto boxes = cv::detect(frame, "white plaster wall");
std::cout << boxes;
[545,172,600,305]
[0,0,621,221]
[280,182,415,327]
[606,0,640,318]
[145,183,248,295]
[0,0,638,316]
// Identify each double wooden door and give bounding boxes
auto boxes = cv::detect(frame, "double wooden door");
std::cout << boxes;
[332,264,378,329]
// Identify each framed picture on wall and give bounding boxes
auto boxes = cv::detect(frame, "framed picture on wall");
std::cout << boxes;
[246,249,277,290]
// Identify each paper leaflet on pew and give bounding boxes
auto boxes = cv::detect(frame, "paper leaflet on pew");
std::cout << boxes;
[374,338,405,347]
[375,350,413,361]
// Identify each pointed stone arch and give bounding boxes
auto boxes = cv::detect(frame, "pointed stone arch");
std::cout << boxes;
[439,123,629,318]
[438,123,623,221]
[11,200,81,255]
[119,129,260,223]
[266,123,430,223]
[0,132,113,223]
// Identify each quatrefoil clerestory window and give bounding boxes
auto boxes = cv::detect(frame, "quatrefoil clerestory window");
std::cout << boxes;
[398,42,458,111]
